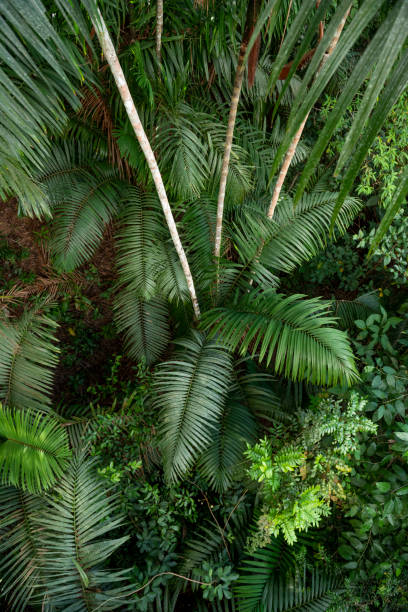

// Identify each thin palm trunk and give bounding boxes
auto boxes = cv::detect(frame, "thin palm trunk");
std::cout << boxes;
[213,43,247,259]
[214,1,259,261]
[267,6,351,220]
[156,0,163,67]
[91,10,200,318]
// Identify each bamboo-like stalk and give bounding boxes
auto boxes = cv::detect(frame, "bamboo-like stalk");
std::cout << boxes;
[213,41,248,259]
[92,9,201,319]
[156,0,163,66]
[267,6,351,220]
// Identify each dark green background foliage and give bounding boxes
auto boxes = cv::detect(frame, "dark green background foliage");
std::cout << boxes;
[0,0,408,610]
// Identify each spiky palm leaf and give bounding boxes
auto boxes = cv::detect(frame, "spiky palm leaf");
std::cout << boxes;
[114,292,170,365]
[39,146,124,271]
[0,307,59,412]
[201,291,358,386]
[0,486,48,611]
[34,451,131,611]
[0,1,86,218]
[236,537,341,612]
[116,186,167,300]
[198,395,256,493]
[155,331,234,481]
[233,192,361,278]
[0,407,71,493]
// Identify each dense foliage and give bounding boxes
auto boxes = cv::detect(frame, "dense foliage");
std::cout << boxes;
[0,1,408,610]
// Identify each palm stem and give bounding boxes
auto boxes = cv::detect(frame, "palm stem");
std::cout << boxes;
[91,9,200,318]
[156,0,163,66]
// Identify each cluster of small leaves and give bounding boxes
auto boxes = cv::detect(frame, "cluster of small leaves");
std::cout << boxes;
[298,232,369,292]
[245,394,375,549]
[354,212,408,287]
[356,90,408,205]
[335,308,408,609]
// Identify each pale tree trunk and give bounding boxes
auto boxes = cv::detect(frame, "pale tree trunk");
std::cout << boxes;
[267,6,351,220]
[156,0,163,67]
[92,9,201,319]
[213,41,247,259]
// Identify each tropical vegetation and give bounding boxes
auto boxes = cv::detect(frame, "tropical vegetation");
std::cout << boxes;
[0,0,408,610]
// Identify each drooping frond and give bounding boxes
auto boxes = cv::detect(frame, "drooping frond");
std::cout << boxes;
[198,396,257,493]
[155,331,234,481]
[233,192,361,279]
[0,307,59,412]
[114,292,170,365]
[0,407,71,493]
[201,291,358,386]
[0,486,48,610]
[333,293,380,330]
[158,102,209,199]
[116,186,167,300]
[37,145,124,271]
[34,451,131,611]
[236,539,341,612]
[0,1,86,217]
[156,241,191,305]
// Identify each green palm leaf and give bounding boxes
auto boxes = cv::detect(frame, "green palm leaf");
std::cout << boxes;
[114,292,170,365]
[236,538,341,612]
[201,291,358,386]
[116,186,167,300]
[0,407,71,493]
[198,395,256,493]
[34,451,131,610]
[0,307,59,412]
[155,331,234,481]
[0,486,48,610]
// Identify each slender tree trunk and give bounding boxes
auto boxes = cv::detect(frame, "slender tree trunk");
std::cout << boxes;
[156,0,163,67]
[213,42,247,258]
[92,10,201,319]
[267,6,351,220]
[214,0,259,261]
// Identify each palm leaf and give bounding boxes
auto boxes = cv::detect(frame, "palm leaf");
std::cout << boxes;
[155,330,234,481]
[114,292,170,365]
[198,395,256,493]
[236,538,341,612]
[0,307,59,412]
[0,407,71,493]
[201,291,358,387]
[0,486,48,610]
[34,450,131,610]
[116,186,167,300]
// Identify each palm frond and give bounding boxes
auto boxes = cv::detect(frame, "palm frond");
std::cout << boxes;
[38,145,124,271]
[0,307,59,412]
[234,192,362,278]
[0,407,71,493]
[201,291,358,387]
[116,186,167,300]
[198,396,256,493]
[114,292,170,365]
[0,486,48,610]
[236,537,341,612]
[155,330,234,481]
[158,102,209,199]
[34,450,131,610]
